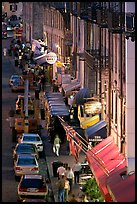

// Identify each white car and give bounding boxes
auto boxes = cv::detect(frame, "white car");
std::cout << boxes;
[19,133,44,154]
[14,154,39,180]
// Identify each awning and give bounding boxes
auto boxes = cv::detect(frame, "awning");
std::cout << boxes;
[85,119,107,141]
[73,88,90,105]
[106,169,135,202]
[81,114,100,129]
[86,136,127,202]
[33,53,49,66]
[45,92,70,116]
[62,80,81,96]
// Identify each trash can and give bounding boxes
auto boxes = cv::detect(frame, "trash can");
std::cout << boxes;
[52,161,63,177]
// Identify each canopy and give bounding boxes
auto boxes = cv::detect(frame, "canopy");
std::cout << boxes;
[62,80,81,96]
[81,115,100,129]
[33,53,49,66]
[74,88,90,105]
[107,169,135,202]
[85,119,107,141]
[45,92,69,116]
[86,136,127,202]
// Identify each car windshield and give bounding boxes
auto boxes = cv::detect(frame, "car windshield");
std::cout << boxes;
[17,157,36,165]
[11,75,20,79]
[20,179,43,188]
[23,136,40,141]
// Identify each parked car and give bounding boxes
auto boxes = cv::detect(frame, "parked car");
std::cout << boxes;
[9,74,23,87]
[17,174,48,201]
[18,133,43,155]
[11,80,25,92]
[12,143,39,160]
[13,154,39,180]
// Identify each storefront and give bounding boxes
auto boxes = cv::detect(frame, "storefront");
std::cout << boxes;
[85,119,107,146]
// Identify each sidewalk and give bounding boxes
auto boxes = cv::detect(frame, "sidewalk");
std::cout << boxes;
[40,85,86,202]
[41,128,86,202]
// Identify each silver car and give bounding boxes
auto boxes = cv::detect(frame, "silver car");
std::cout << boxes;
[19,133,44,154]
[14,154,39,180]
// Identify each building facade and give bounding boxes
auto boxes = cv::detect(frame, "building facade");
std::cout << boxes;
[22,2,135,173]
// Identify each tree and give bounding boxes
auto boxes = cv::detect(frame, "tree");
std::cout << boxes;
[82,177,104,202]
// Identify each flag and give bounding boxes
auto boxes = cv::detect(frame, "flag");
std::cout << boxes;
[31,39,42,55]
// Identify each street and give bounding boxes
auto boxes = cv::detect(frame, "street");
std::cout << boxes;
[2,37,19,202]
[2,38,53,202]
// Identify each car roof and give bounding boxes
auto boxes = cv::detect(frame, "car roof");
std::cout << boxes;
[22,133,39,137]
[17,154,36,159]
[23,174,43,179]
[11,75,20,78]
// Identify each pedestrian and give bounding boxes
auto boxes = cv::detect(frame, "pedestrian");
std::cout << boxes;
[57,174,65,202]
[72,161,82,184]
[40,74,46,91]
[66,166,74,193]
[52,79,59,92]
[3,48,7,56]
[53,134,61,156]
[64,176,70,202]
[57,164,66,180]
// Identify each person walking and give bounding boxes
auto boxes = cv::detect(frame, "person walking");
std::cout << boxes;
[64,176,70,202]
[57,174,65,202]
[53,134,61,156]
[66,167,74,193]
[40,74,46,92]
[72,161,82,184]
[57,164,66,180]
[3,48,7,56]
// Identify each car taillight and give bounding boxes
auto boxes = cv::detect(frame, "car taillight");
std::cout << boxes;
[31,167,39,171]
[16,166,22,170]
[19,186,27,192]
[38,187,47,192]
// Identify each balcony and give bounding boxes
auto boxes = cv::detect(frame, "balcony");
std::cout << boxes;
[107,11,125,34]
[96,9,108,28]
[83,49,109,70]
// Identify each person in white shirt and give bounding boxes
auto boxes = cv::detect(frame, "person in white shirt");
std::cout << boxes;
[72,161,82,184]
[66,167,74,192]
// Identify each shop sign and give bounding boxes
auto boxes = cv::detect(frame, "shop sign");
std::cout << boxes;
[89,136,103,142]
[46,52,57,64]
[84,101,102,114]
[64,31,73,46]
[56,61,63,67]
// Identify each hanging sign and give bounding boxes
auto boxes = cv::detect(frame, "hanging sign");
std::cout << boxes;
[84,101,102,114]
[46,52,57,64]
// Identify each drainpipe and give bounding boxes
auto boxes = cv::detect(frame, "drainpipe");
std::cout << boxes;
[120,3,124,152]
[108,30,112,136]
